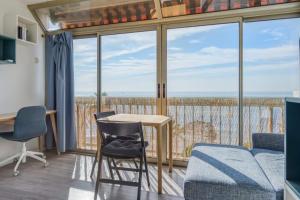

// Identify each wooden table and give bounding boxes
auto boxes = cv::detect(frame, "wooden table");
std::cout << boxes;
[0,110,60,155]
[98,113,173,194]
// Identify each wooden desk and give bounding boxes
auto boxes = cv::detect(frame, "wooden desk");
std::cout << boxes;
[98,113,173,194]
[0,110,60,155]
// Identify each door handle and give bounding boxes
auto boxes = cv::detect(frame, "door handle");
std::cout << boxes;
[158,83,161,98]
[163,83,166,99]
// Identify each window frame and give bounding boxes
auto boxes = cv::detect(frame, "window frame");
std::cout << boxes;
[71,11,299,166]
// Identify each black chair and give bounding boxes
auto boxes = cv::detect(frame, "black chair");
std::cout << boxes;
[90,111,141,179]
[94,121,150,200]
[0,106,48,176]
[90,111,116,178]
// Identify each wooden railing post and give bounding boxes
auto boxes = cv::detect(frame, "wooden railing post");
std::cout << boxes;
[76,103,80,149]
[200,106,204,142]
[89,103,93,150]
[219,106,222,144]
[183,103,186,151]
[269,107,273,133]
[229,106,232,144]
[83,104,86,149]
[248,105,251,146]
[192,104,195,144]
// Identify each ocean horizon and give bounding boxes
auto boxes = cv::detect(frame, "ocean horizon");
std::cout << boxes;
[75,91,296,98]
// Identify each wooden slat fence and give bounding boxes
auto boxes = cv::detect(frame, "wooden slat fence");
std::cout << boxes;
[75,96,285,160]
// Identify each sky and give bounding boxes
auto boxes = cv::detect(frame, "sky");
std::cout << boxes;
[74,18,300,97]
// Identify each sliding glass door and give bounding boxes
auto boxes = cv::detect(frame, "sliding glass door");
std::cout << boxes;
[73,17,300,160]
[74,37,98,150]
[243,18,300,147]
[165,23,240,160]
[100,30,159,157]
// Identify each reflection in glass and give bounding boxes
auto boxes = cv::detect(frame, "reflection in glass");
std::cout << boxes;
[160,0,297,18]
[36,0,157,31]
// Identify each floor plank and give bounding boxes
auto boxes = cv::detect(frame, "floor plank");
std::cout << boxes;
[0,152,185,200]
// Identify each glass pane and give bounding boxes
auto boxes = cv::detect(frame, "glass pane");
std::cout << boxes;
[36,0,157,31]
[167,23,239,160]
[160,0,298,18]
[101,31,157,157]
[243,18,300,147]
[74,37,98,150]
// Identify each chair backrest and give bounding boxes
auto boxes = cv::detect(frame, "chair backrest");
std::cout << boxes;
[14,106,47,140]
[93,111,116,121]
[97,121,144,146]
[93,111,116,143]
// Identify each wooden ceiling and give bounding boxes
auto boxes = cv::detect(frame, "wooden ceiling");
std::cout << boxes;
[45,0,157,29]
[28,0,299,32]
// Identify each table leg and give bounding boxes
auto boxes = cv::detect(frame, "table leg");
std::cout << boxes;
[96,131,101,161]
[38,136,45,152]
[156,125,163,194]
[38,136,42,152]
[168,120,173,173]
[50,113,60,155]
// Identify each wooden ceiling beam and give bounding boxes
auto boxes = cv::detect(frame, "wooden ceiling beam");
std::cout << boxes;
[154,0,163,19]
[51,1,155,23]
[53,0,153,15]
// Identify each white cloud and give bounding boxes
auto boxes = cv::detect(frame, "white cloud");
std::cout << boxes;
[244,45,298,62]
[73,24,226,65]
[76,25,226,62]
[102,58,156,78]
[74,56,97,68]
[75,43,299,94]
[102,43,155,60]
[100,31,157,60]
[74,38,97,69]
[189,39,202,44]
[166,44,299,94]
[169,47,181,51]
[261,28,284,41]
[166,44,298,72]
[167,24,226,41]
[167,46,238,71]
[75,69,97,95]
[73,25,299,95]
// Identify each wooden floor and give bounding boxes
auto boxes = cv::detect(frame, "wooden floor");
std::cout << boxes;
[0,152,185,200]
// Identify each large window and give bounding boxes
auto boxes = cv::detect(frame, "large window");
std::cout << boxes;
[243,18,300,146]
[101,31,157,101]
[167,23,239,159]
[73,17,300,161]
[74,37,97,150]
[100,31,158,157]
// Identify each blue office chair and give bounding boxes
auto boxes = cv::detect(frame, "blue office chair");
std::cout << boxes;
[0,106,48,176]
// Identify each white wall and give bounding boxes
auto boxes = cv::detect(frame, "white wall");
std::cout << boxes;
[0,0,45,161]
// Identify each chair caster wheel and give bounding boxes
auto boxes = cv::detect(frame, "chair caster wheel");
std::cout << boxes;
[44,162,49,167]
[13,171,20,176]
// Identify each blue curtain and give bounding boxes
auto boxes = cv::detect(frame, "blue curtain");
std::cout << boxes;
[45,32,76,152]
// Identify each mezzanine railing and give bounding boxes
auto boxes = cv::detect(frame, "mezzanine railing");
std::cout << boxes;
[75,96,284,160]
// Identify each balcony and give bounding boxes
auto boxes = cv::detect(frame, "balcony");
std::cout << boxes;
[75,96,285,160]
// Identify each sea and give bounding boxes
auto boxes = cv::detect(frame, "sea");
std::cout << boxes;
[75,91,296,98]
